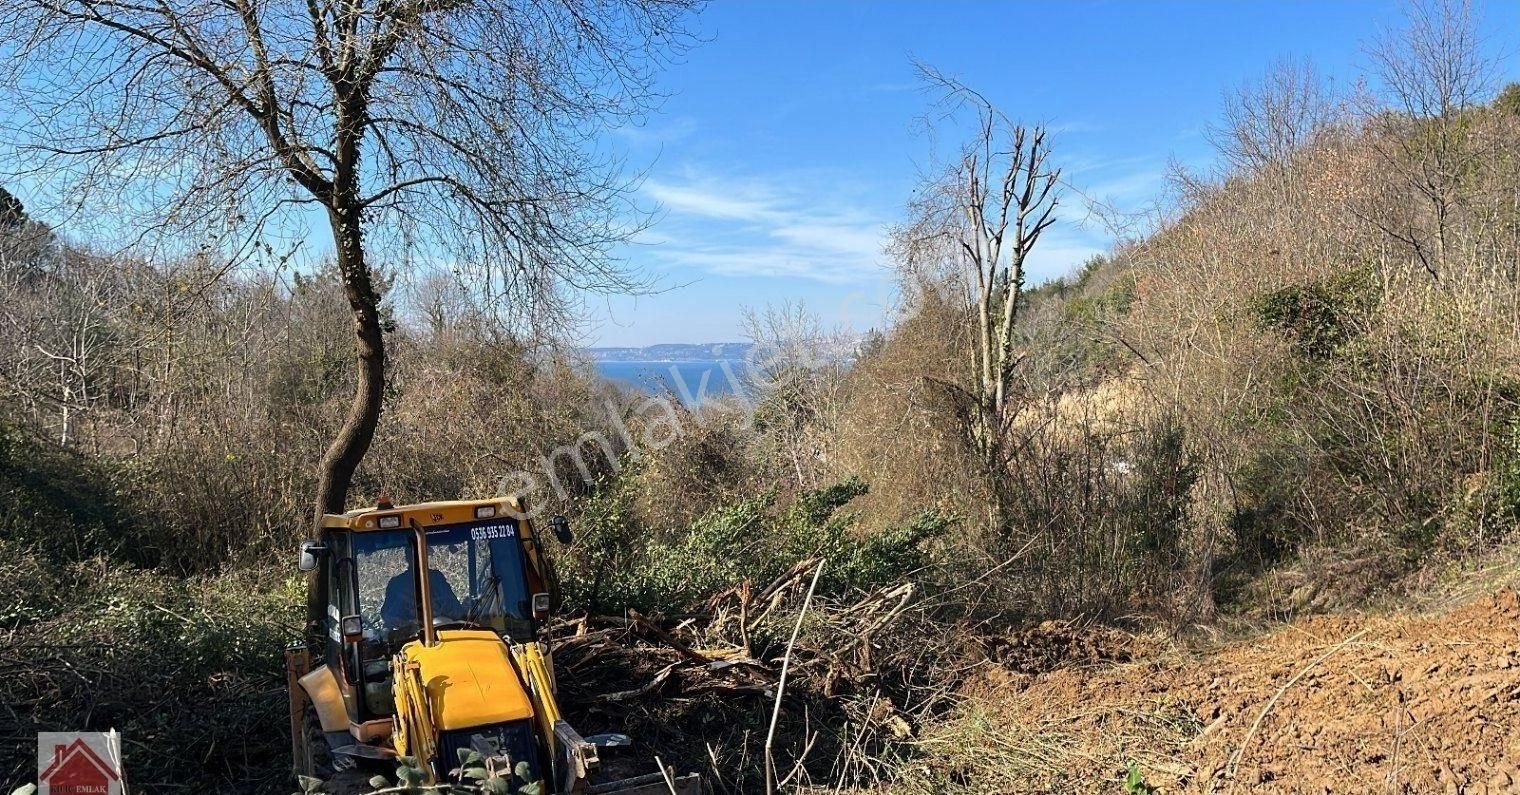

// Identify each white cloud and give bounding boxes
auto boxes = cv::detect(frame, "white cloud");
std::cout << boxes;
[772,221,882,255]
[1057,151,1171,232]
[638,172,892,284]
[1085,169,1164,205]
[1062,152,1155,178]
[637,160,1132,288]
[643,181,778,222]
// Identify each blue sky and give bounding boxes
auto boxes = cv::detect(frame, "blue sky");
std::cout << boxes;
[589,0,1520,346]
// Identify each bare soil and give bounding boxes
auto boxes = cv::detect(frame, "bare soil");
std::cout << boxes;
[926,589,1520,794]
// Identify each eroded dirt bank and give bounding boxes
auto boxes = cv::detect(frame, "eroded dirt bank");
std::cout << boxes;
[922,590,1520,794]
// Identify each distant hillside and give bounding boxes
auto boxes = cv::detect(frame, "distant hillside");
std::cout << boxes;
[587,342,753,362]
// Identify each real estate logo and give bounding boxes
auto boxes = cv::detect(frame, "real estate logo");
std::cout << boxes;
[36,732,123,795]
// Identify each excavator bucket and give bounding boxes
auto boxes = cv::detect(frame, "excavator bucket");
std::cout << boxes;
[551,720,703,794]
[586,771,704,795]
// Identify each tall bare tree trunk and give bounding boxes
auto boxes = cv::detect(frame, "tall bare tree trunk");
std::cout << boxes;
[314,207,385,519]
[898,64,1061,536]
[313,86,384,520]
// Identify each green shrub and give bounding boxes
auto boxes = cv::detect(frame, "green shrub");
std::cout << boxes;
[1126,425,1201,560]
[1253,270,1377,360]
[0,422,142,567]
[1495,412,1520,518]
[1228,455,1300,564]
[998,418,1205,620]
[562,474,952,613]
[0,564,302,793]
[0,539,59,628]
[1495,82,1520,117]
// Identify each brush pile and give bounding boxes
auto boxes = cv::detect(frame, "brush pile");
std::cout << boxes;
[548,559,944,791]
[557,560,922,702]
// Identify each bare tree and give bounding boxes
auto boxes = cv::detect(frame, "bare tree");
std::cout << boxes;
[740,300,852,488]
[1209,58,1339,179]
[894,64,1061,526]
[1369,0,1492,120]
[0,0,698,520]
[1359,0,1494,278]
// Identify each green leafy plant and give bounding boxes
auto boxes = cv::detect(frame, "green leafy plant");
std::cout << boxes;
[325,749,544,795]
[1123,758,1156,794]
[1253,269,1377,360]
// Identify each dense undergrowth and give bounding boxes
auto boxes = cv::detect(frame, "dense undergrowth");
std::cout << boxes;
[565,472,952,613]
[0,559,299,789]
[0,416,960,793]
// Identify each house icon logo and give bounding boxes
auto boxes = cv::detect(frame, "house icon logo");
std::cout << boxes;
[36,732,124,795]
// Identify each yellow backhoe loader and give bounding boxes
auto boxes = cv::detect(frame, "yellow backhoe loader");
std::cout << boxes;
[284,496,702,794]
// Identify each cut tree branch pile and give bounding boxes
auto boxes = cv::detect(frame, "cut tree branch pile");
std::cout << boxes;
[543,564,952,791]
[549,567,923,715]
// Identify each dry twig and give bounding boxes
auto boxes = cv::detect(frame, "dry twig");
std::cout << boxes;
[1225,627,1371,791]
[766,559,827,795]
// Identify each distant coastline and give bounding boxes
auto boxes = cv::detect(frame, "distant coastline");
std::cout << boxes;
[586,342,753,363]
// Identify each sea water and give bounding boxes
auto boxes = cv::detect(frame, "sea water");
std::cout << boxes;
[594,360,751,402]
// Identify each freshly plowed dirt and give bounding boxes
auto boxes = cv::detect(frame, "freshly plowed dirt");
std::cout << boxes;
[981,620,1138,674]
[942,589,1520,794]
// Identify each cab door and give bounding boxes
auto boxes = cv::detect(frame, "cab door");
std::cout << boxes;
[321,530,366,723]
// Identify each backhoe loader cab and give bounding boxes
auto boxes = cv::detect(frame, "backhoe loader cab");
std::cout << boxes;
[284,497,700,795]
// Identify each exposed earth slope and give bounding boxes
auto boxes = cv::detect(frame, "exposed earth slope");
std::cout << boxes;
[924,588,1520,794]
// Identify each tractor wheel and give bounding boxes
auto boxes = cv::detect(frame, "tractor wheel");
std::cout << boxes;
[301,706,337,779]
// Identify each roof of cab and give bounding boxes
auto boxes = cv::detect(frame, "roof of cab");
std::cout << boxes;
[320,497,528,531]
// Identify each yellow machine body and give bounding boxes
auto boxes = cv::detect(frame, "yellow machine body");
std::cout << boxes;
[392,631,563,782]
[319,499,554,591]
[288,496,702,795]
[392,629,538,772]
[397,630,535,732]
[298,664,349,733]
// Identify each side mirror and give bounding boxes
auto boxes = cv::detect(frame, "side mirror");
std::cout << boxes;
[531,592,551,620]
[298,540,328,572]
[549,515,574,545]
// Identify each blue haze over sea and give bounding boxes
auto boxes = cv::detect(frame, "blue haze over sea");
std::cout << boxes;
[594,360,751,401]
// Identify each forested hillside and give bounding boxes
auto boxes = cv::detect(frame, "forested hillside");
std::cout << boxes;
[4,1,1520,793]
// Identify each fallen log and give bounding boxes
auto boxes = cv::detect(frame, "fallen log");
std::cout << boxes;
[627,609,714,667]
